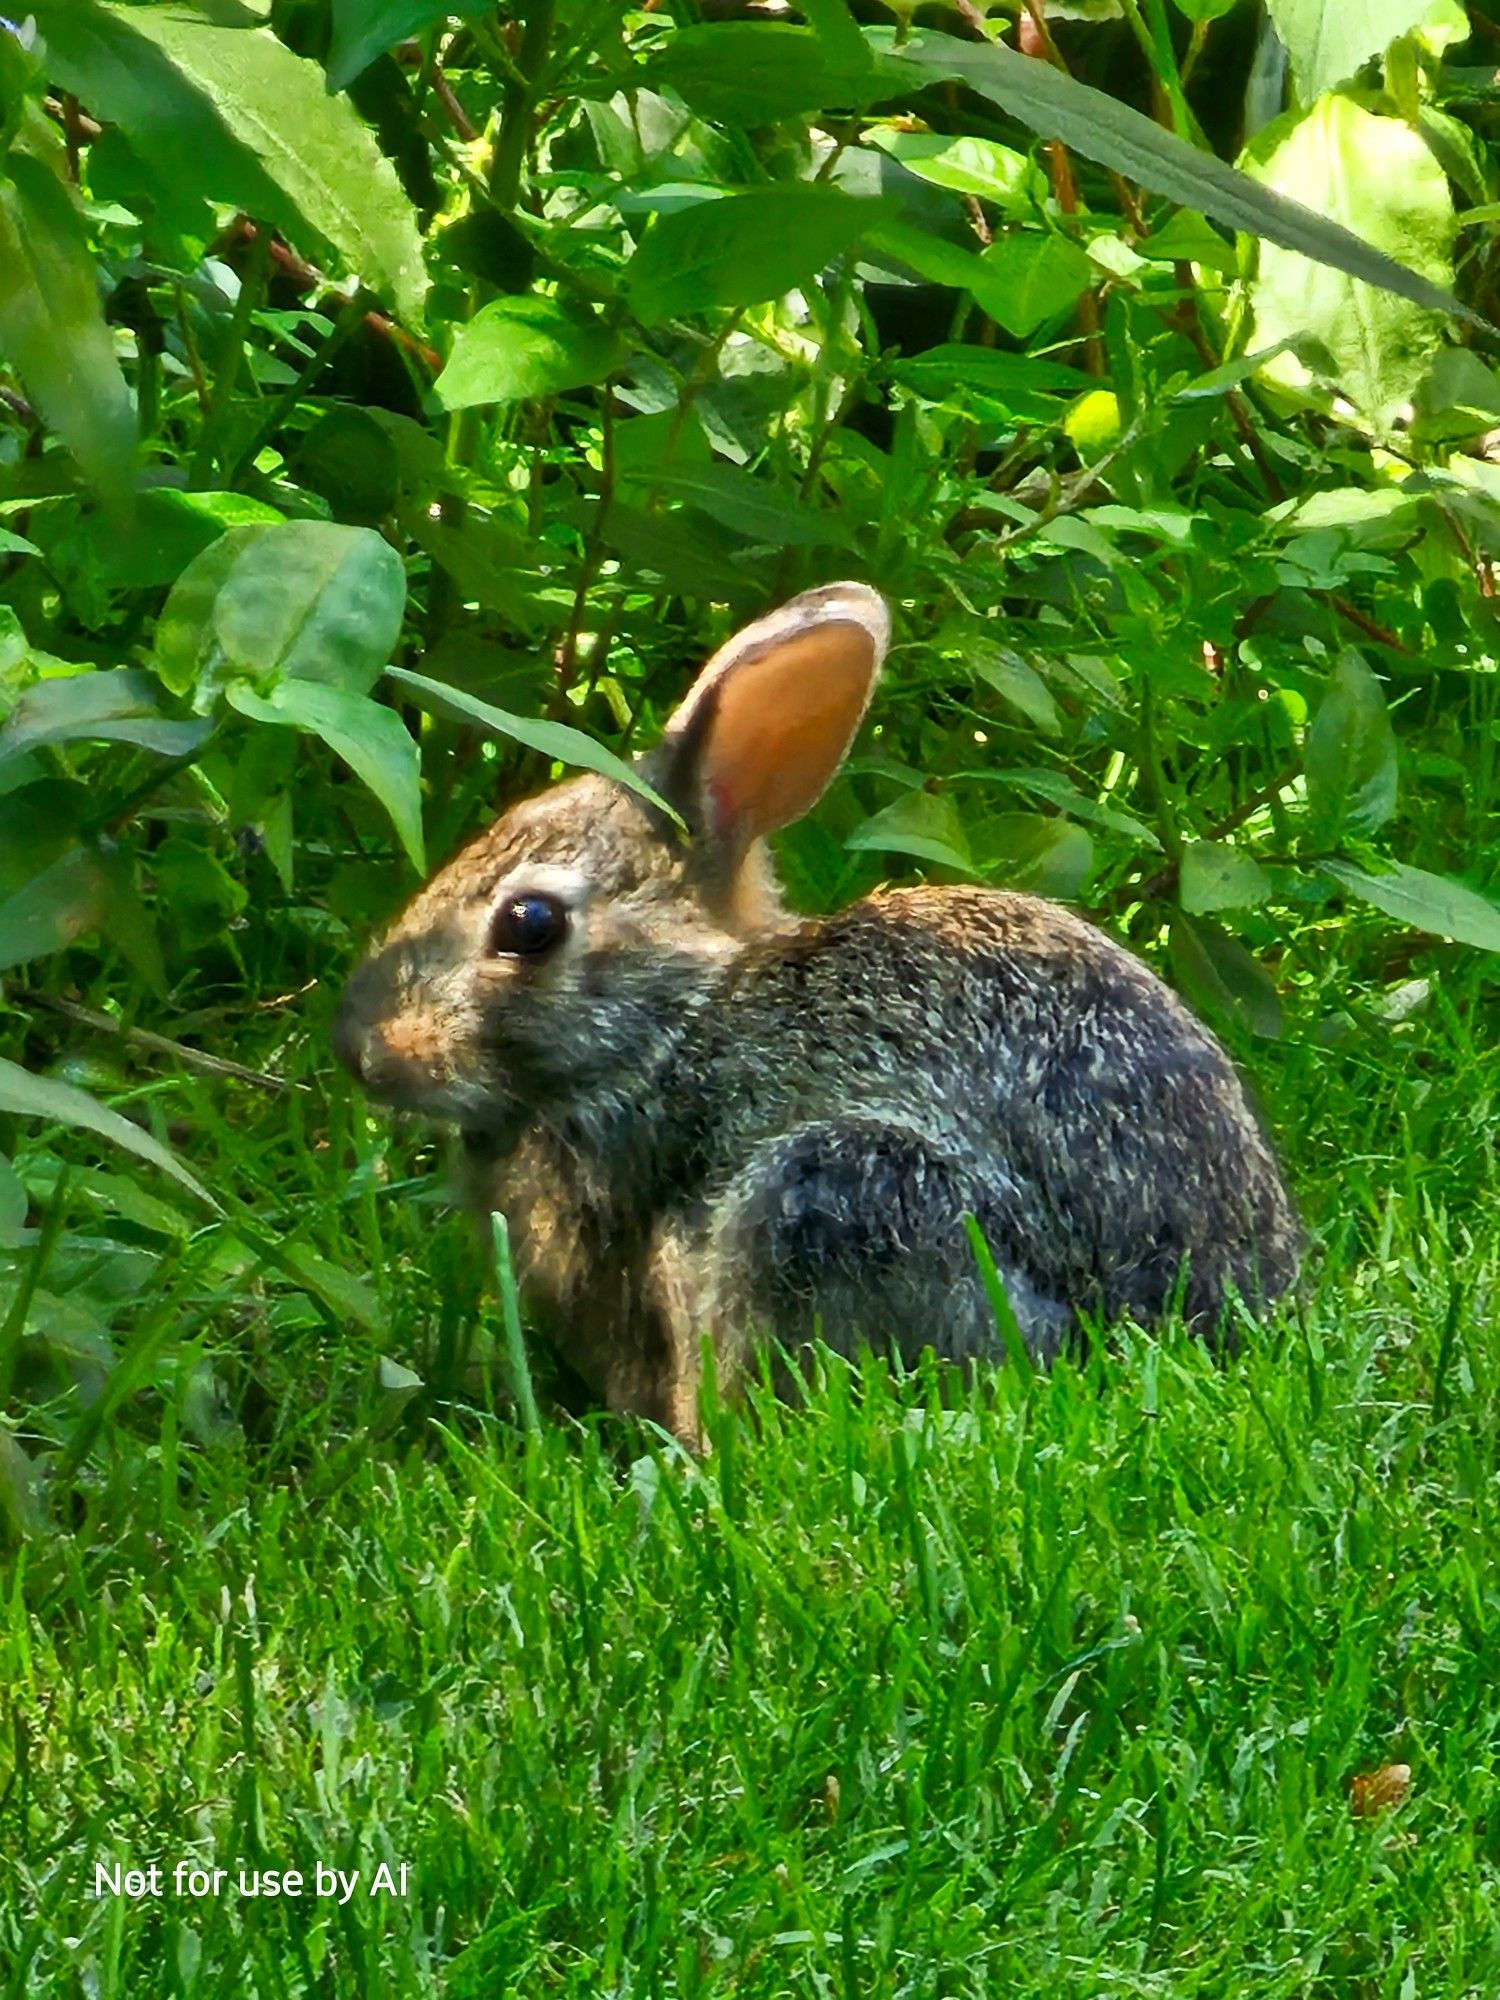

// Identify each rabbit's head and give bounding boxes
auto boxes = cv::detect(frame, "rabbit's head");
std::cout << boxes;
[333,583,889,1132]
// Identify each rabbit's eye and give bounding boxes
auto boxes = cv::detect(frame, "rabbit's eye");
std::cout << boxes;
[489,892,568,958]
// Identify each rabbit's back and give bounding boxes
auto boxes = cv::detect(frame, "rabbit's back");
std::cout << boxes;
[694,886,1299,1330]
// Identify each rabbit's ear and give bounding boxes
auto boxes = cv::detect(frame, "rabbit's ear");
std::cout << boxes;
[661,583,889,847]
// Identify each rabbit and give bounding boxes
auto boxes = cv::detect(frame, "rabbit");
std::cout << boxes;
[334,582,1300,1443]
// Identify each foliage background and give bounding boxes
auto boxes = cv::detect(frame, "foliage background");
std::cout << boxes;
[3,0,1500,1991]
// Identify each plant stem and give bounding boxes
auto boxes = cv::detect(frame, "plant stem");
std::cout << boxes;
[188,224,272,490]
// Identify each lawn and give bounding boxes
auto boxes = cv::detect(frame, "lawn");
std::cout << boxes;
[3,952,1498,1999]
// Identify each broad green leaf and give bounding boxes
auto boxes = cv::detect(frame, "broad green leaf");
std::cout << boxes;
[1304,650,1398,842]
[435,297,625,412]
[154,528,262,700]
[1180,841,1274,914]
[0,529,40,558]
[980,232,1093,339]
[0,155,134,505]
[957,767,1159,845]
[979,815,1093,899]
[1169,0,1240,20]
[1246,97,1455,420]
[893,344,1094,423]
[645,466,849,547]
[1319,860,1500,952]
[865,130,1043,213]
[870,220,1087,340]
[0,843,163,987]
[157,523,407,701]
[1135,207,1237,273]
[1169,915,1283,1037]
[75,488,284,591]
[29,0,427,323]
[0,670,212,768]
[326,0,491,92]
[898,33,1474,327]
[1267,0,1469,98]
[796,0,869,67]
[846,792,973,874]
[226,682,424,873]
[0,1054,214,1206]
[967,645,1062,736]
[384,665,678,820]
[1411,346,1500,443]
[648,24,888,123]
[626,186,869,326]
[275,1239,385,1333]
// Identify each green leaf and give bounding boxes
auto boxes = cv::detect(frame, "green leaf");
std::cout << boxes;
[1319,860,1500,953]
[626,186,869,326]
[0,529,41,558]
[326,0,491,92]
[1267,0,1469,98]
[0,670,212,769]
[1304,650,1398,843]
[846,792,973,874]
[644,466,849,547]
[435,296,625,411]
[384,665,677,821]
[967,644,1062,735]
[1246,97,1456,420]
[648,24,887,123]
[892,344,1095,422]
[1169,915,1283,1038]
[226,682,424,874]
[0,154,135,505]
[156,523,407,701]
[76,488,285,591]
[0,843,162,989]
[1169,0,1241,21]
[870,220,1088,340]
[897,32,1475,328]
[979,814,1093,899]
[865,130,1043,213]
[1411,346,1500,443]
[978,232,1094,339]
[29,0,427,323]
[0,1054,214,1207]
[1179,841,1274,914]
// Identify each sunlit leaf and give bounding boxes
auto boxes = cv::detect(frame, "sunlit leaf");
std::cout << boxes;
[1180,842,1274,914]
[30,0,428,322]
[156,523,407,702]
[0,154,134,504]
[1319,860,1500,952]
[846,792,973,873]
[385,665,677,820]
[0,671,211,768]
[1268,0,1468,98]
[1304,651,1398,843]
[1246,97,1456,419]
[227,681,425,874]
[435,296,625,411]
[899,33,1474,326]
[626,185,868,326]
[326,0,491,93]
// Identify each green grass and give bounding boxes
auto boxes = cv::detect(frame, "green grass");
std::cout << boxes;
[3,953,1500,1997]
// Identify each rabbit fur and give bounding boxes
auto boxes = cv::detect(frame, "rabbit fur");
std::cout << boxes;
[335,583,1299,1441]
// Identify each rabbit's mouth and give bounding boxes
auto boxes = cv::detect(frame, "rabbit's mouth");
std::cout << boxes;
[332,1003,505,1128]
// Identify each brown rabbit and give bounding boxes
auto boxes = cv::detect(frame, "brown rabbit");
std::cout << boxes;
[334,584,1299,1441]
